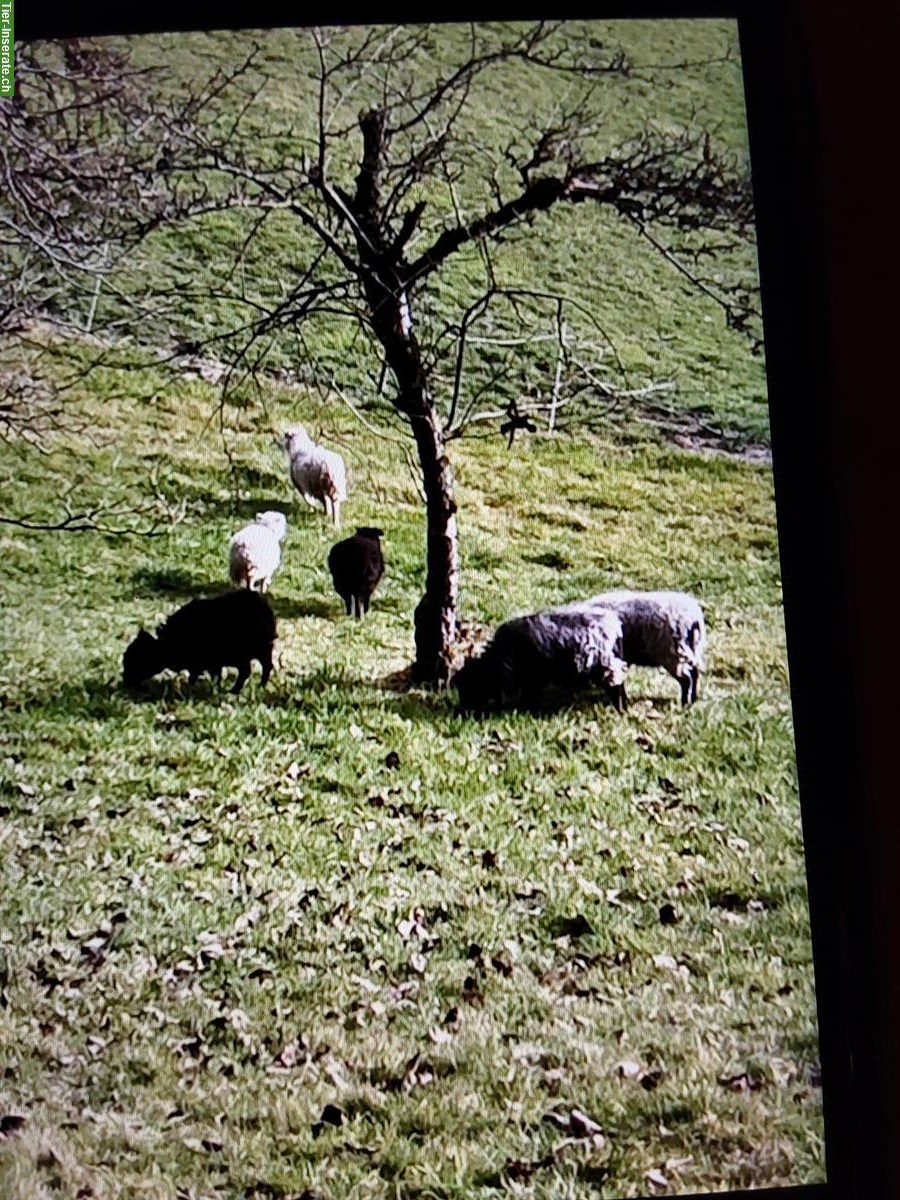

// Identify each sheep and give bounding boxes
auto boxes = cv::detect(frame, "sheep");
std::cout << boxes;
[123,589,277,695]
[565,590,706,708]
[228,510,288,593]
[327,526,385,618]
[452,601,627,715]
[283,425,348,527]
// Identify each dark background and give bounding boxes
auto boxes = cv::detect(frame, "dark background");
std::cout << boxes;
[12,3,900,1198]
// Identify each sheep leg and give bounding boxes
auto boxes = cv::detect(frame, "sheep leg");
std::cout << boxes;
[231,662,251,694]
[259,652,273,687]
[354,594,363,621]
[690,667,700,704]
[608,682,628,712]
[679,674,692,707]
[332,499,341,529]
[362,594,371,616]
[301,493,319,509]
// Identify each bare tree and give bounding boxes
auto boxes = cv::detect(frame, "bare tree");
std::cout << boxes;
[4,23,759,681]
[0,39,171,437]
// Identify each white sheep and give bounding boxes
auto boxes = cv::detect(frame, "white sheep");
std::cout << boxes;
[228,510,288,594]
[283,425,348,528]
[568,590,706,707]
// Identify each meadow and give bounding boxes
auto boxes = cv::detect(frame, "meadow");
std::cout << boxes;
[0,18,823,1200]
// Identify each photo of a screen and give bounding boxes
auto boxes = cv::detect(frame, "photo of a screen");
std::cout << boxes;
[0,19,826,1198]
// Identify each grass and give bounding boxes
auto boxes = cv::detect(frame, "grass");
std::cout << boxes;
[0,19,821,1198]
[60,18,770,445]
[0,373,823,1198]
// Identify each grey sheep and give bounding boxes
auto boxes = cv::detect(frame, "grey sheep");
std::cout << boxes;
[452,601,627,714]
[565,590,706,707]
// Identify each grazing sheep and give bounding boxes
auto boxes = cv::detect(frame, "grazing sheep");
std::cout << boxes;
[327,526,385,618]
[123,590,277,695]
[453,602,627,714]
[283,425,348,527]
[229,511,288,593]
[566,590,706,707]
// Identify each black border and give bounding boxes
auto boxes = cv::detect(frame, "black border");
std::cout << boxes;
[11,4,886,1200]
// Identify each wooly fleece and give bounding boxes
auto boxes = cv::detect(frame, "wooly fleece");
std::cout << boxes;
[283,425,348,526]
[571,590,706,706]
[229,510,288,592]
[327,526,385,618]
[123,589,277,695]
[453,603,626,714]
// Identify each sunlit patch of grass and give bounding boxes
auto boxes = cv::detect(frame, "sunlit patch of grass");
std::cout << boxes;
[0,357,823,1197]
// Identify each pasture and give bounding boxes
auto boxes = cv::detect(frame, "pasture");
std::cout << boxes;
[0,380,823,1198]
[0,18,823,1200]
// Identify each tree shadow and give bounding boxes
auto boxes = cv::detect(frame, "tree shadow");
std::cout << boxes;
[197,496,293,523]
[269,595,335,620]
[130,569,337,621]
[130,567,226,599]
[6,675,145,721]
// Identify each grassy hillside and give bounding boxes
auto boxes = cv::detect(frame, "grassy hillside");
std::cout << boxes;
[0,371,822,1198]
[70,18,770,445]
[0,18,822,1200]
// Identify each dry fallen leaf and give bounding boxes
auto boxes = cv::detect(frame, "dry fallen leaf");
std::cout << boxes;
[549,914,594,939]
[718,1071,765,1092]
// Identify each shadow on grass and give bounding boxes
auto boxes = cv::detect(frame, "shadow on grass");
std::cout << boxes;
[271,595,335,620]
[130,567,225,599]
[4,675,137,721]
[130,568,337,621]
[185,495,292,523]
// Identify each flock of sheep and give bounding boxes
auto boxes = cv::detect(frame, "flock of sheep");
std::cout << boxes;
[123,423,707,712]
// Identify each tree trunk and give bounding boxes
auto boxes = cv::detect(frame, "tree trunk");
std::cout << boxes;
[410,411,459,684]
[351,107,460,683]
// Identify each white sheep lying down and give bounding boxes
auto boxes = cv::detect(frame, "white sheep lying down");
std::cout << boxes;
[565,590,706,707]
[228,510,288,593]
[283,425,348,528]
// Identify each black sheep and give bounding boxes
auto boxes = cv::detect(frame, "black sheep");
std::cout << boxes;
[123,589,277,694]
[327,527,385,618]
[452,604,627,714]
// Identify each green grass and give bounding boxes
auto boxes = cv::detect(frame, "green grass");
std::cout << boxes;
[59,18,770,444]
[0,19,821,1198]
[0,373,823,1198]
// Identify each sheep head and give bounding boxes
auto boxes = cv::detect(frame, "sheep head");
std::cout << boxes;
[283,425,314,455]
[123,628,160,687]
[452,652,497,715]
[255,511,288,540]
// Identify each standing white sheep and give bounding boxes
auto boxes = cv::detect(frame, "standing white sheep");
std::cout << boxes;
[228,511,288,594]
[283,425,348,528]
